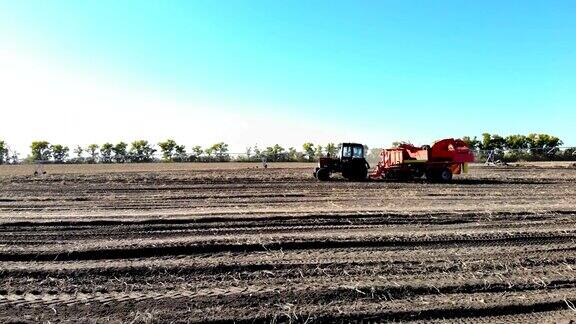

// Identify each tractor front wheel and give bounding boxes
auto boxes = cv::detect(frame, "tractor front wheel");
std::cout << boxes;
[316,167,330,181]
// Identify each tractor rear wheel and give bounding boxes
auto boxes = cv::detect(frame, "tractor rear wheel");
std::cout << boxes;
[357,166,368,181]
[343,165,367,181]
[351,165,368,181]
[316,167,330,181]
[358,166,368,181]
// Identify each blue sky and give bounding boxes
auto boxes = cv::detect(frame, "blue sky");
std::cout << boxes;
[1,0,575,153]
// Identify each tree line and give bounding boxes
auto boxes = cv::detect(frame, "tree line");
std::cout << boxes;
[461,133,574,162]
[1,134,574,165]
[0,140,345,164]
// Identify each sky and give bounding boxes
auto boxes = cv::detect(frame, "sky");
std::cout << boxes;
[1,0,575,155]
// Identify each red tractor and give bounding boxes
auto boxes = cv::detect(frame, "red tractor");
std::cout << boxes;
[313,143,370,181]
[313,138,475,182]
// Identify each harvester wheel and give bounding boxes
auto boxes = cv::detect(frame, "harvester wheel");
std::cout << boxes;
[439,168,453,181]
[413,169,424,178]
[425,170,437,181]
[316,167,330,181]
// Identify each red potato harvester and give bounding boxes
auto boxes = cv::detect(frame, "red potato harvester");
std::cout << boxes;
[313,138,475,181]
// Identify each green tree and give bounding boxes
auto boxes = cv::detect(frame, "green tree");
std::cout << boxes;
[491,134,506,150]
[526,133,538,151]
[86,144,99,163]
[479,133,505,151]
[253,145,261,159]
[191,145,203,161]
[461,136,481,150]
[174,145,187,162]
[209,142,229,162]
[504,135,528,150]
[30,141,51,161]
[73,145,84,163]
[100,143,114,163]
[263,144,285,161]
[527,133,562,149]
[562,148,576,160]
[113,142,128,163]
[302,143,315,161]
[325,143,338,157]
[480,133,492,150]
[315,145,324,159]
[158,139,178,161]
[129,140,156,162]
[0,141,8,164]
[9,151,19,164]
[51,144,69,163]
[527,133,563,156]
[287,147,299,161]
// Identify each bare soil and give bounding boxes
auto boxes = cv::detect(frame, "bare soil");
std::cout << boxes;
[0,163,575,323]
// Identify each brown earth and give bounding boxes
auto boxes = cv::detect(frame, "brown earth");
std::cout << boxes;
[0,163,575,323]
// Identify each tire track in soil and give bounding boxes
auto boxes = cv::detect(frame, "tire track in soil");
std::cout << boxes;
[2,281,575,323]
[315,300,576,323]
[2,242,575,278]
[0,232,574,261]
[4,220,575,244]
[2,278,575,308]
[430,309,576,324]
[2,209,574,228]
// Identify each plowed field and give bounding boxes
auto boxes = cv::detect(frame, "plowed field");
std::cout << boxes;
[1,163,575,323]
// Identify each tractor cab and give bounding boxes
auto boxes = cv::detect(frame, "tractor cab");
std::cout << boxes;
[339,143,365,161]
[314,143,370,181]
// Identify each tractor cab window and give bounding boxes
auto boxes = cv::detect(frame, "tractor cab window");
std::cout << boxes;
[352,146,364,158]
[341,146,352,158]
[341,145,363,158]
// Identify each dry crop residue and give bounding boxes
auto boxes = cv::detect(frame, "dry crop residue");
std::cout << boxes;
[0,163,575,322]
